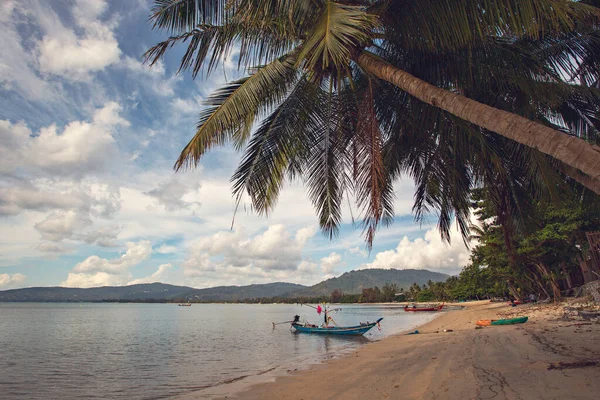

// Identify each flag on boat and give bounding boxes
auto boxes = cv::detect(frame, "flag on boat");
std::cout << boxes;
[316,305,322,314]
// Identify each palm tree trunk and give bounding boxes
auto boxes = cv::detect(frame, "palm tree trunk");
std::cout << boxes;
[355,51,600,195]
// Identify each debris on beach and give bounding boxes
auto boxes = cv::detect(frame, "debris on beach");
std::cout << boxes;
[547,360,599,370]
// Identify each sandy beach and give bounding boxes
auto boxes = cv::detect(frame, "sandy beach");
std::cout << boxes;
[201,300,600,400]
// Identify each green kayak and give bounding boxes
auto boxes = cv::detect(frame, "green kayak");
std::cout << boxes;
[491,316,528,325]
[476,316,528,326]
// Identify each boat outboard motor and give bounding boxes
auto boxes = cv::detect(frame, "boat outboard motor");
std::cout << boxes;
[293,315,300,323]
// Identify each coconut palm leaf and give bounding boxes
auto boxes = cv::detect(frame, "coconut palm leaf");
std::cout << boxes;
[231,77,321,214]
[149,0,227,32]
[296,1,376,82]
[174,53,298,170]
[304,81,351,238]
[380,0,599,52]
[353,78,394,247]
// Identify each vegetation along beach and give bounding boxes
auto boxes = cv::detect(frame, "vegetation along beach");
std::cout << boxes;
[2,0,600,399]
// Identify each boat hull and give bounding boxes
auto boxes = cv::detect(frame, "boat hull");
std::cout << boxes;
[404,304,444,312]
[292,318,383,336]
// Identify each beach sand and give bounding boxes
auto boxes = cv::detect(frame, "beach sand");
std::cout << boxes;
[208,300,600,400]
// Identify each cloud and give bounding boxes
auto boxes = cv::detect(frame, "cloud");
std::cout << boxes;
[36,242,70,254]
[81,225,121,247]
[121,56,182,97]
[35,211,92,242]
[145,179,201,212]
[180,224,322,286]
[171,96,203,114]
[155,244,177,254]
[37,0,121,80]
[360,222,472,273]
[0,1,56,100]
[0,102,128,177]
[348,247,368,258]
[128,263,172,285]
[320,252,342,275]
[62,240,152,287]
[0,273,26,288]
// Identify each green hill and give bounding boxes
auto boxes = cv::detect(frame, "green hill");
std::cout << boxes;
[0,269,448,302]
[290,268,449,297]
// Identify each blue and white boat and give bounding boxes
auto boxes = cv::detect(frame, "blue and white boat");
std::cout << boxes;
[291,318,383,336]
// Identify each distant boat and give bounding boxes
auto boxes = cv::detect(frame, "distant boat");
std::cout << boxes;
[291,318,383,336]
[404,303,444,312]
[178,303,192,306]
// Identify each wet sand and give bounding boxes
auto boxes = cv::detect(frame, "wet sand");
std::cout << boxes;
[219,300,600,400]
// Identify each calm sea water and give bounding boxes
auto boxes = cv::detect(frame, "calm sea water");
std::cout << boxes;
[0,303,438,399]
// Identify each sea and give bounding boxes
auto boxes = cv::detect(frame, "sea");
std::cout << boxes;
[0,303,439,399]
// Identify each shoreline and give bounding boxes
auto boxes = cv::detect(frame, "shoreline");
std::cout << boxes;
[188,300,599,400]
[175,304,448,399]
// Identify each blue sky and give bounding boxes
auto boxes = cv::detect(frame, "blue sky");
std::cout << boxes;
[0,0,471,290]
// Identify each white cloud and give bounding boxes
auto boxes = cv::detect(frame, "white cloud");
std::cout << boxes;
[0,102,128,177]
[181,224,322,286]
[145,179,201,212]
[37,0,121,80]
[36,242,69,254]
[73,240,151,274]
[60,271,124,288]
[62,240,152,287]
[360,222,472,273]
[128,263,172,285]
[81,224,121,247]
[35,211,92,242]
[0,273,26,288]
[122,56,182,96]
[171,96,203,114]
[348,247,368,258]
[0,1,56,100]
[155,245,177,254]
[320,252,342,275]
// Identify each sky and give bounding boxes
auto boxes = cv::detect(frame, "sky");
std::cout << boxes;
[0,0,472,290]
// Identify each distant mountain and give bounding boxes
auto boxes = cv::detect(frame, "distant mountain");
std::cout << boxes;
[0,282,307,302]
[0,283,194,302]
[181,282,307,302]
[0,269,448,302]
[289,268,449,297]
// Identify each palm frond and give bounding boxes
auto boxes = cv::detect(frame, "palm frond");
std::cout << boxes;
[304,80,350,238]
[174,54,298,171]
[380,0,600,52]
[231,77,321,215]
[296,1,377,82]
[353,78,394,248]
[149,0,227,32]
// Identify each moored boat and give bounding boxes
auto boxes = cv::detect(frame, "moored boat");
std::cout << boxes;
[291,317,383,336]
[404,303,444,312]
[178,303,192,306]
[476,316,528,326]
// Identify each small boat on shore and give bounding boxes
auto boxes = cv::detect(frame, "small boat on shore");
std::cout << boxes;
[285,304,382,336]
[476,316,528,326]
[178,303,192,306]
[404,303,444,312]
[291,317,383,336]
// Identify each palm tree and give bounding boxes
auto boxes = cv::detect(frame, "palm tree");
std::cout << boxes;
[146,0,600,246]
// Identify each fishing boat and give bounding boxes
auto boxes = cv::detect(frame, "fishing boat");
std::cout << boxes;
[291,317,383,336]
[283,304,382,336]
[476,316,528,326]
[178,303,192,306]
[404,303,444,312]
